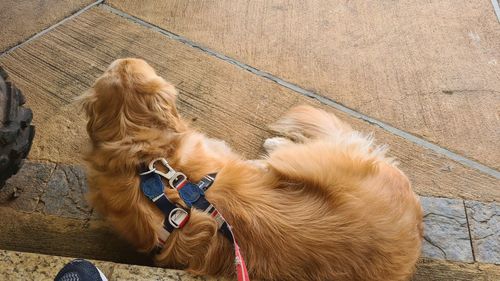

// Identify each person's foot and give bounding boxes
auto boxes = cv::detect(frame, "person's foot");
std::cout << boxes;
[54,259,108,281]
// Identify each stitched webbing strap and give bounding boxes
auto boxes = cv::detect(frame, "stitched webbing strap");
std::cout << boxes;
[177,179,249,281]
[140,158,249,280]
[139,167,189,247]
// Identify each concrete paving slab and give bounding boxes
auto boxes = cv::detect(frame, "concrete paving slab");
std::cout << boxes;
[420,197,473,262]
[0,7,498,202]
[466,201,500,264]
[1,249,499,281]
[111,263,224,281]
[0,161,55,212]
[0,161,91,219]
[0,0,95,52]
[0,250,114,281]
[0,206,151,265]
[0,2,497,280]
[0,250,219,281]
[413,258,500,281]
[107,0,500,170]
[42,164,91,218]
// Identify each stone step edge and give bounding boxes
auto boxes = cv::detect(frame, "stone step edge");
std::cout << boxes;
[1,249,499,281]
[1,161,499,264]
[0,249,222,281]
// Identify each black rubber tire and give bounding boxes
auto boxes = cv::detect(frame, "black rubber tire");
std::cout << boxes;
[0,67,35,188]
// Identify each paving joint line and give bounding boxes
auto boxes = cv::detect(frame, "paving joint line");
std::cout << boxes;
[0,1,496,179]
[492,0,500,23]
[462,200,476,262]
[102,4,500,179]
[0,0,104,58]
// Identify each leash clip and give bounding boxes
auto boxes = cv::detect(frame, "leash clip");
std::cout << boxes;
[147,158,188,189]
[148,158,176,179]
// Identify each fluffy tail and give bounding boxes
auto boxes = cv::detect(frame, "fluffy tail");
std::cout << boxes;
[269,105,393,164]
[269,105,353,141]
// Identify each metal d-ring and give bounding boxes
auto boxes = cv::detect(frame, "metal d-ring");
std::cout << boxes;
[169,172,188,189]
[168,207,189,228]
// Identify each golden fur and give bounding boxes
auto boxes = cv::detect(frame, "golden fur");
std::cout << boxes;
[81,58,423,281]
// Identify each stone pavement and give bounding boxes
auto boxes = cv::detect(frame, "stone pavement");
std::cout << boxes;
[1,161,498,266]
[0,250,223,281]
[2,249,497,281]
[0,0,499,280]
[421,197,499,264]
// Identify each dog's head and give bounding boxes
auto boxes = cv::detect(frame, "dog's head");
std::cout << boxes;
[81,58,183,143]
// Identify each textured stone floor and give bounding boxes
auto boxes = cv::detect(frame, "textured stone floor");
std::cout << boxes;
[420,197,500,264]
[0,250,222,281]
[0,0,499,280]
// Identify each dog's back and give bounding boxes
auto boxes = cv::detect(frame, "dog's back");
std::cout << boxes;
[262,105,424,280]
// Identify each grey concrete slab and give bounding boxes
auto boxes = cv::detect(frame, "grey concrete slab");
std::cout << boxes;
[0,161,91,219]
[0,161,56,211]
[465,200,500,264]
[41,164,91,218]
[420,196,474,262]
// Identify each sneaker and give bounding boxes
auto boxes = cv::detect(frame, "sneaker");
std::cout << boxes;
[54,259,108,281]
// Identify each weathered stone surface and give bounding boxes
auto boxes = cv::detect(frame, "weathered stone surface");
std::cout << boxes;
[0,161,91,219]
[0,161,55,211]
[111,264,223,281]
[0,0,94,52]
[420,197,473,262]
[413,258,500,281]
[0,249,220,281]
[0,249,114,280]
[107,0,500,169]
[466,201,500,264]
[1,7,498,202]
[0,206,151,265]
[2,249,499,281]
[40,164,91,218]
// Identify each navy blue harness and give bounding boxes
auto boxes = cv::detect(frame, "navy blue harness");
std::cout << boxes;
[139,157,250,280]
[139,158,233,247]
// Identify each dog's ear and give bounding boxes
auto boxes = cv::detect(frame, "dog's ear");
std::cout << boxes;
[76,89,97,119]
[124,74,182,128]
[78,72,126,142]
[75,88,100,142]
[134,75,173,95]
[131,74,178,110]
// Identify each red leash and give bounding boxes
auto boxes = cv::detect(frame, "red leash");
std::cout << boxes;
[212,208,250,280]
[229,228,250,281]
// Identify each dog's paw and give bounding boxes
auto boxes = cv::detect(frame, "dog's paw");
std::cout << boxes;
[263,137,293,153]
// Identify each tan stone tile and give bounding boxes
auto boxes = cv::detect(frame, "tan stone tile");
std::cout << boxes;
[0,207,150,265]
[108,0,500,169]
[110,264,224,281]
[0,250,114,280]
[0,7,497,201]
[0,0,94,52]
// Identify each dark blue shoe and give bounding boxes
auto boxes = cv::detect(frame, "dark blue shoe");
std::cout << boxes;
[54,259,107,281]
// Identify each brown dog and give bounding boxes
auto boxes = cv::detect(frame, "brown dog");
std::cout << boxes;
[81,58,423,281]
